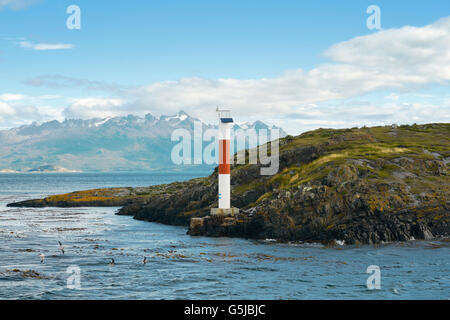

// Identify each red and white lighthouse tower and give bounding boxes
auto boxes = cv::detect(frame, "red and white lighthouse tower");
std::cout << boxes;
[217,108,232,209]
[212,108,239,216]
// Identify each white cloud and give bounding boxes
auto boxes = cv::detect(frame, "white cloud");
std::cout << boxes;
[0,93,61,128]
[35,94,60,100]
[385,93,399,101]
[19,40,74,51]
[63,98,126,119]
[0,93,25,101]
[324,17,450,84]
[280,100,450,133]
[0,0,39,10]
[24,74,126,93]
[0,101,16,116]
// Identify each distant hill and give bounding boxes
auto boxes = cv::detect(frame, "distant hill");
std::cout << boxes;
[27,165,81,173]
[0,111,286,173]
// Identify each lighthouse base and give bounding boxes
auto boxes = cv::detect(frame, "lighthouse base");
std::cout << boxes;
[210,207,239,217]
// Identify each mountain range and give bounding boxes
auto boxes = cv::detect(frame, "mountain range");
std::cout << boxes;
[0,111,287,173]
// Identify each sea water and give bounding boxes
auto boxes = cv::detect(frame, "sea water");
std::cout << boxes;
[0,173,448,299]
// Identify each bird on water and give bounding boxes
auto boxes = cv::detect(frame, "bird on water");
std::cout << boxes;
[58,241,65,255]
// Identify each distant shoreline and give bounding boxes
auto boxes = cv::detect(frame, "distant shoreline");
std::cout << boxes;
[0,170,211,175]
[0,170,80,174]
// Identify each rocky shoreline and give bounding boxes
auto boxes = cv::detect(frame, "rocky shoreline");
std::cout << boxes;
[8,123,450,245]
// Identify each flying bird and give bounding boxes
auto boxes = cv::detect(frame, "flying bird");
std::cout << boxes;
[58,241,65,255]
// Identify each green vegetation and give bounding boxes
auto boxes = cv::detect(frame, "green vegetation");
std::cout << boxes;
[233,123,449,196]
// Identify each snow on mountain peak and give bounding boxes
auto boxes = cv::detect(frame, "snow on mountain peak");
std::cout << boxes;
[7,110,286,136]
[94,117,112,127]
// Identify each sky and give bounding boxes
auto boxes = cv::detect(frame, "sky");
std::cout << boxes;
[0,0,449,134]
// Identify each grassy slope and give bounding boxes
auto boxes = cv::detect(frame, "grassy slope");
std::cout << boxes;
[234,123,449,205]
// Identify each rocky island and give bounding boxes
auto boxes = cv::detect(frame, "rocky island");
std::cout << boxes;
[8,123,450,245]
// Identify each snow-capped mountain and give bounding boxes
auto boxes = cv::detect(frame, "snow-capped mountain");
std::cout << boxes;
[0,111,286,173]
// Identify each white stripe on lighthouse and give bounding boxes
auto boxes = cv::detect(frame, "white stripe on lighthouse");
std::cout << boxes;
[218,121,231,209]
[218,174,230,209]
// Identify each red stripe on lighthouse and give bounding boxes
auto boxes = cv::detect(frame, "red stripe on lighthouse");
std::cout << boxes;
[218,139,230,174]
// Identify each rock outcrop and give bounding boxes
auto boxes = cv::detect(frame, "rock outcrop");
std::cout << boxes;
[8,123,450,245]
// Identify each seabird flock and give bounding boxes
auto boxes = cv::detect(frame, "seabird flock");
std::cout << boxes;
[37,241,149,266]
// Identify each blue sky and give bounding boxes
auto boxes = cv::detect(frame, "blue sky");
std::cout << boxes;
[1,0,449,133]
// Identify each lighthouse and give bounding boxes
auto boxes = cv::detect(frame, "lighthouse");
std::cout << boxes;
[217,108,232,208]
[211,108,239,216]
